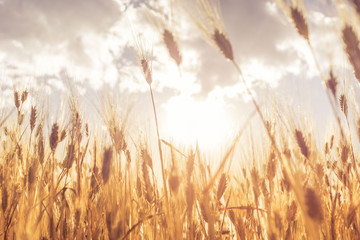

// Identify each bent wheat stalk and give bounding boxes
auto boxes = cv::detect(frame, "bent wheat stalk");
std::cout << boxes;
[212,24,322,240]
[134,33,169,209]
[149,84,168,205]
[141,56,169,209]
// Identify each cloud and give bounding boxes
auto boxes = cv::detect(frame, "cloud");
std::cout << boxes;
[177,0,305,100]
[0,0,350,127]
[0,0,303,99]
[0,0,125,97]
[0,0,120,58]
[190,0,347,103]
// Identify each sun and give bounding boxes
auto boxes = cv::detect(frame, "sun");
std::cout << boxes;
[163,96,234,149]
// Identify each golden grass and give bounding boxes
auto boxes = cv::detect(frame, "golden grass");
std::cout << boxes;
[1,92,358,239]
[1,0,360,239]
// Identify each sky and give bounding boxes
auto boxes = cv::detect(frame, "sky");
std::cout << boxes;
[0,0,356,149]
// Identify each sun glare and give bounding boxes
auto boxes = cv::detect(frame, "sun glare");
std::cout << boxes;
[163,96,234,149]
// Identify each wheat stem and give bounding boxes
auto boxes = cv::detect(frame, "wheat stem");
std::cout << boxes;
[149,85,169,209]
[232,59,322,238]
[306,40,345,138]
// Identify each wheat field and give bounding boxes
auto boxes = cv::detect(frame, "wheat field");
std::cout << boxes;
[1,0,360,239]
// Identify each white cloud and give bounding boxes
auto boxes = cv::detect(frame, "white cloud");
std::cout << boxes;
[0,0,351,131]
[0,0,124,94]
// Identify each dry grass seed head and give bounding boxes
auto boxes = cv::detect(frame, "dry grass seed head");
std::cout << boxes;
[295,129,309,158]
[315,163,324,179]
[341,144,349,164]
[182,0,234,61]
[324,142,329,155]
[21,90,28,103]
[30,106,37,132]
[104,106,128,155]
[60,129,67,142]
[125,149,131,164]
[217,173,227,201]
[63,143,75,169]
[228,209,236,223]
[90,171,100,198]
[13,90,20,109]
[141,59,152,85]
[342,25,360,82]
[163,29,182,66]
[136,175,142,198]
[17,112,24,126]
[290,7,309,40]
[352,0,360,17]
[38,132,45,165]
[85,123,89,137]
[213,29,234,61]
[28,163,36,191]
[242,168,247,178]
[266,152,276,181]
[133,33,153,86]
[169,173,180,194]
[305,188,323,222]
[101,147,113,184]
[251,168,260,204]
[346,204,357,227]
[325,174,330,187]
[286,200,297,222]
[200,201,209,223]
[141,148,153,170]
[49,123,59,152]
[35,122,43,137]
[330,135,334,149]
[261,178,270,198]
[339,94,348,117]
[69,105,82,142]
[281,169,291,192]
[326,70,338,98]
